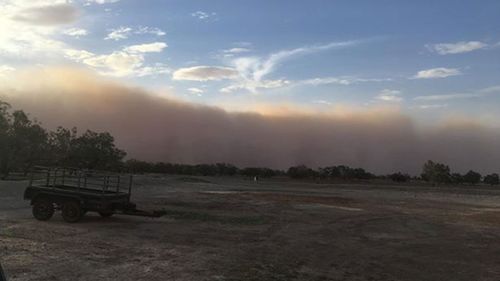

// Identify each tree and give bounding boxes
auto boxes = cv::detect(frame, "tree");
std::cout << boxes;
[463,170,481,185]
[483,173,499,185]
[10,111,48,173]
[287,165,316,179]
[450,173,464,184]
[0,105,49,177]
[241,167,277,178]
[318,165,374,180]
[0,101,11,176]
[68,130,126,170]
[47,127,77,166]
[388,172,411,182]
[421,160,451,184]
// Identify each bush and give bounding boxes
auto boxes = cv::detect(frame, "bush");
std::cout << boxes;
[463,170,481,185]
[388,172,411,182]
[287,165,316,179]
[450,173,464,184]
[318,165,374,180]
[484,173,499,185]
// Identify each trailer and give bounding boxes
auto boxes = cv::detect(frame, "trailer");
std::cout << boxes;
[24,167,163,223]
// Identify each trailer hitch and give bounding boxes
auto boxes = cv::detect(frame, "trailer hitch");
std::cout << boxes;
[121,208,166,218]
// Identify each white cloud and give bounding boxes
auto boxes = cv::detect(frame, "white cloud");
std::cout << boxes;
[191,11,217,20]
[105,26,132,41]
[301,77,352,86]
[12,3,78,25]
[312,100,332,106]
[480,85,500,93]
[173,66,239,81]
[0,1,168,78]
[0,1,71,58]
[427,41,488,55]
[222,40,360,93]
[123,42,167,53]
[219,47,251,58]
[219,75,388,94]
[414,86,500,101]
[63,28,88,38]
[417,104,448,109]
[298,76,391,87]
[223,48,251,54]
[414,93,478,101]
[134,64,170,77]
[220,79,290,94]
[86,0,120,4]
[187,87,204,96]
[135,26,166,36]
[235,41,358,82]
[82,51,144,76]
[65,46,170,77]
[0,65,15,76]
[105,26,165,40]
[412,68,462,79]
[376,89,403,102]
[64,49,95,61]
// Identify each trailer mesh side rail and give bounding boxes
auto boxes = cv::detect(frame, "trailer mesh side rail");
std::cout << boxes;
[29,166,133,195]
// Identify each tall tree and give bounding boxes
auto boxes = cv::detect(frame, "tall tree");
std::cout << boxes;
[421,160,451,184]
[68,130,126,170]
[463,170,482,185]
[0,105,48,177]
[0,102,11,177]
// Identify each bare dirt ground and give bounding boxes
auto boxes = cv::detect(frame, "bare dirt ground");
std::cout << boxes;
[2,176,500,281]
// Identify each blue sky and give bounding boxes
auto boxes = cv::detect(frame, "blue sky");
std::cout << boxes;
[1,0,499,125]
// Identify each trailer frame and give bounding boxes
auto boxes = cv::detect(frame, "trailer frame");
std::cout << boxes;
[23,167,163,223]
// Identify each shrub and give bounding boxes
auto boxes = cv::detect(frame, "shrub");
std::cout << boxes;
[484,173,499,185]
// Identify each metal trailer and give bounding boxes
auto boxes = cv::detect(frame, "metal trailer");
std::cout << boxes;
[23,167,163,223]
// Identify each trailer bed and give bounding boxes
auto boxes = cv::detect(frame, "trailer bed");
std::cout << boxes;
[23,167,162,222]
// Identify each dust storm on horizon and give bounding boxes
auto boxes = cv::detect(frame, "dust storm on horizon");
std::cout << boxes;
[1,67,499,175]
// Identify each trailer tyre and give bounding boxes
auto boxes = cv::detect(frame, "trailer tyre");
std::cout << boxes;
[32,199,54,221]
[62,201,83,223]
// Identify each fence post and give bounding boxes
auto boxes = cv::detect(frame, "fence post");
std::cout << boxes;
[128,175,133,197]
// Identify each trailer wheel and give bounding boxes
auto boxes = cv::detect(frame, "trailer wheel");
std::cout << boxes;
[98,211,114,218]
[62,201,83,223]
[32,199,54,221]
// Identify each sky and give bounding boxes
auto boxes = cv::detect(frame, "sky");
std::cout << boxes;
[0,0,499,173]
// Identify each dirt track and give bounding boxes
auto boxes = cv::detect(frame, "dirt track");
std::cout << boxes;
[1,176,500,281]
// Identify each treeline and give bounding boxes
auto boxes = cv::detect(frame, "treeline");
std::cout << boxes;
[287,165,375,180]
[124,159,283,178]
[0,101,125,178]
[283,162,499,185]
[1,100,499,186]
[421,160,499,185]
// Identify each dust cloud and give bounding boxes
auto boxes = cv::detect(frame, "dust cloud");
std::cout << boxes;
[1,67,499,174]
